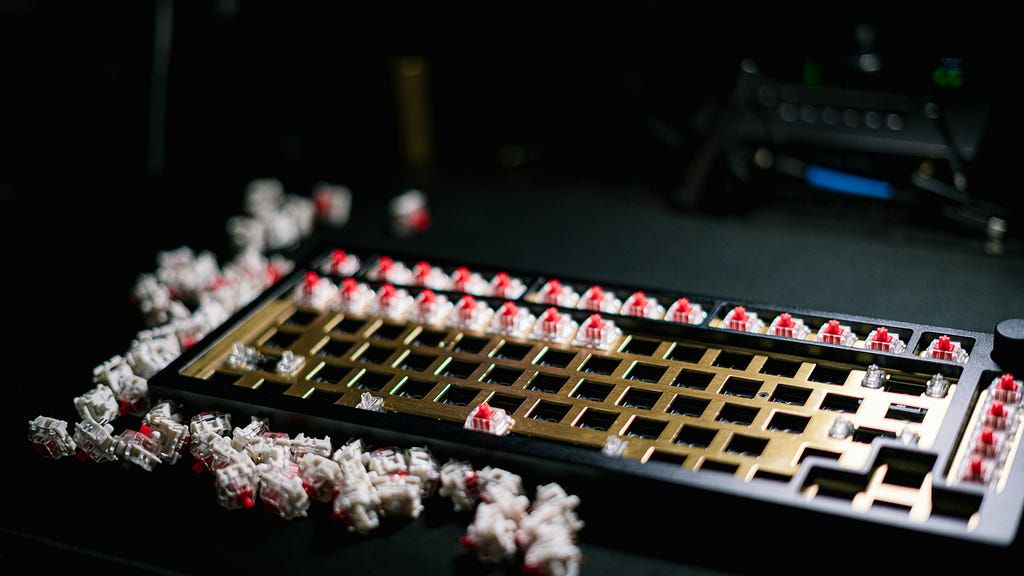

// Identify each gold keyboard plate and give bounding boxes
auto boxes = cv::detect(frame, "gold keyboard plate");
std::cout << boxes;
[183,299,955,485]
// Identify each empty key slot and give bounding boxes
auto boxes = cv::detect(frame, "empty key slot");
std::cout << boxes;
[885,403,928,423]
[675,425,717,448]
[574,408,619,431]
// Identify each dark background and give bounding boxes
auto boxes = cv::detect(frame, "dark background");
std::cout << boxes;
[3,2,1022,575]
[2,0,1018,383]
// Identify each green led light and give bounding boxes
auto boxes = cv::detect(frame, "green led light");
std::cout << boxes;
[802,58,822,87]
[933,66,963,89]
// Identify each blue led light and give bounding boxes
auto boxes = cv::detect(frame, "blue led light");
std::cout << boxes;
[805,165,894,200]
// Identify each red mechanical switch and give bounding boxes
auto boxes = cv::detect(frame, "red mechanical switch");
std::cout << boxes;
[571,314,621,350]
[865,327,906,354]
[923,335,969,362]
[577,285,621,313]
[450,267,489,295]
[993,373,1022,404]
[665,297,706,325]
[334,277,373,314]
[321,249,360,277]
[971,426,1007,459]
[529,307,578,344]
[961,455,995,484]
[371,283,414,320]
[293,271,337,309]
[816,319,856,347]
[464,402,514,436]
[486,301,535,339]
[536,279,579,307]
[411,261,449,291]
[768,313,810,339]
[982,400,1017,430]
[488,272,526,299]
[722,306,764,333]
[367,256,411,284]
[621,291,665,320]
[447,295,493,332]
[409,289,454,325]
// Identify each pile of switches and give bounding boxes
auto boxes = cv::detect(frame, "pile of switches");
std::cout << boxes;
[27,179,583,576]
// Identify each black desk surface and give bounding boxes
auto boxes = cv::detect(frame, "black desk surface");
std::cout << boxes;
[6,174,1024,575]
